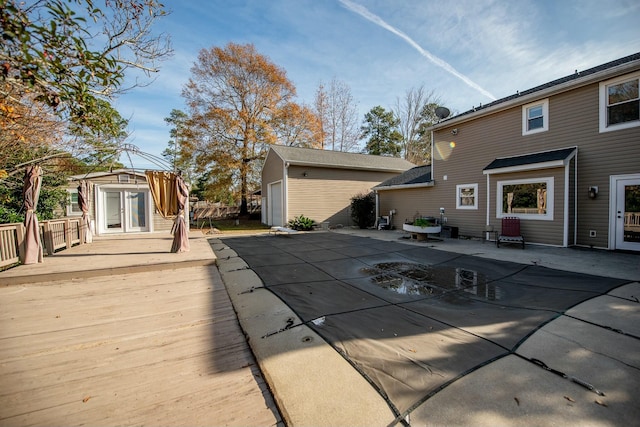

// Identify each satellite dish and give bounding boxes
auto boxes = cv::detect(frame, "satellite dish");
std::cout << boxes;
[435,106,450,120]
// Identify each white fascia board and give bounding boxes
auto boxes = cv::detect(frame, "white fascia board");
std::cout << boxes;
[286,160,410,173]
[483,160,565,175]
[374,182,435,191]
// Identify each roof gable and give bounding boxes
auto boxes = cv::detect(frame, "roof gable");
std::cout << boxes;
[68,169,147,181]
[268,145,414,172]
[374,165,432,190]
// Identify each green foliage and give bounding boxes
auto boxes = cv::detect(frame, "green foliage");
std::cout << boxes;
[350,192,375,229]
[0,205,23,223]
[0,172,67,224]
[288,214,315,231]
[413,217,436,227]
[360,105,402,156]
[1,0,171,125]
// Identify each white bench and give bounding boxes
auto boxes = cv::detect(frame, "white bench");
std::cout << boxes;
[269,226,298,235]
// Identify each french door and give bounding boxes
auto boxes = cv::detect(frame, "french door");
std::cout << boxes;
[611,175,640,251]
[102,189,149,233]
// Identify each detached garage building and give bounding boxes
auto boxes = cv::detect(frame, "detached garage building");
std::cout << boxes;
[262,145,414,227]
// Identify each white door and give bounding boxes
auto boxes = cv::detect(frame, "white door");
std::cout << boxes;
[269,182,283,226]
[613,176,640,251]
[105,191,124,232]
[126,191,148,232]
[101,189,150,233]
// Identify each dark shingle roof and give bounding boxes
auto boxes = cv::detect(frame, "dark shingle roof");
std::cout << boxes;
[269,145,414,172]
[483,147,576,171]
[374,165,432,188]
[441,52,640,124]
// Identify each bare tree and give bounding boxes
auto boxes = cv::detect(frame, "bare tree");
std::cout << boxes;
[394,86,441,165]
[314,78,360,152]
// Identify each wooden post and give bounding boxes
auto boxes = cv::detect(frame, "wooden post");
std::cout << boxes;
[16,223,26,262]
[65,218,72,249]
[42,221,54,255]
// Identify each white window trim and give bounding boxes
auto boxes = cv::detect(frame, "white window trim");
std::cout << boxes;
[496,177,554,221]
[66,189,82,216]
[599,70,640,133]
[456,183,478,210]
[522,99,549,136]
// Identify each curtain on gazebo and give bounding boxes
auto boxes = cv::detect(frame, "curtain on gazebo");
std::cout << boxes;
[145,171,190,253]
[78,180,93,243]
[21,165,43,264]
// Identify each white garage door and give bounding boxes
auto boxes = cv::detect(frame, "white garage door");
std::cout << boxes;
[269,182,283,226]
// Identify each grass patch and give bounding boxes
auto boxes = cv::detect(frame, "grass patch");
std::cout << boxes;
[197,218,270,234]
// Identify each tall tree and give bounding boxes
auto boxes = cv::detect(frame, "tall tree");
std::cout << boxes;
[271,102,322,148]
[181,42,298,214]
[394,86,442,165]
[1,0,171,223]
[0,0,172,172]
[314,78,360,152]
[163,109,189,173]
[360,106,402,156]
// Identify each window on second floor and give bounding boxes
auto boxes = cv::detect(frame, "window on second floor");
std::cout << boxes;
[522,99,549,135]
[599,71,640,133]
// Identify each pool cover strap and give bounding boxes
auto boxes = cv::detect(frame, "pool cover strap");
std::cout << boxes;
[529,357,605,396]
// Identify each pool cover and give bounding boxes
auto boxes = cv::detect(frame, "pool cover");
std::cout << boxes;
[220,233,629,419]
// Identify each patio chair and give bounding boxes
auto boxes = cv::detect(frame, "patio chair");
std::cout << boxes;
[497,217,525,249]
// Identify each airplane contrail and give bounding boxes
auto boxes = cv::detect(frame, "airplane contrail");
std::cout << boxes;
[339,0,497,101]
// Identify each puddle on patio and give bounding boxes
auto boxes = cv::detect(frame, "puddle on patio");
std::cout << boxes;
[361,262,502,301]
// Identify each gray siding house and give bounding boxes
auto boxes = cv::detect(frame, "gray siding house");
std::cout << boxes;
[67,170,174,235]
[376,52,640,251]
[262,145,414,227]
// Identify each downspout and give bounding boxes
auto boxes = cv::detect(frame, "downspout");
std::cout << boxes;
[284,161,289,226]
[573,150,578,246]
[486,173,491,236]
[563,161,570,247]
[430,130,435,182]
[375,190,380,223]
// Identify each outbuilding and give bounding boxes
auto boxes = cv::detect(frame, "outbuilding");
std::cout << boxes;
[261,145,414,227]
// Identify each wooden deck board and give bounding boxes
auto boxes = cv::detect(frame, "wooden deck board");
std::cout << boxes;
[0,264,281,427]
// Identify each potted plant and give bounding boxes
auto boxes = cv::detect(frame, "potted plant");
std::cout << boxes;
[402,216,442,237]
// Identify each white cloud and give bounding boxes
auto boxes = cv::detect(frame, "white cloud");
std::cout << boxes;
[339,0,497,100]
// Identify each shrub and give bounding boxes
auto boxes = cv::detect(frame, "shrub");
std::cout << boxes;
[350,192,375,229]
[413,217,436,227]
[288,215,315,231]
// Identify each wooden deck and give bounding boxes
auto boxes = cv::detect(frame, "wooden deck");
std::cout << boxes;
[0,234,282,426]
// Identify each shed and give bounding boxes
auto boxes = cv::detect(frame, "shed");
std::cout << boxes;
[261,145,414,227]
[67,169,174,235]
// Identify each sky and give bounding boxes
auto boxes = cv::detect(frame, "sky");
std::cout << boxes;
[114,0,640,170]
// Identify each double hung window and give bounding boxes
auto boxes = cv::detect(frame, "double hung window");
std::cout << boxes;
[522,99,549,135]
[599,72,640,132]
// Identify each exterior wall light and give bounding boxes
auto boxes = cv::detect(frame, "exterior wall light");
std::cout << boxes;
[588,186,598,199]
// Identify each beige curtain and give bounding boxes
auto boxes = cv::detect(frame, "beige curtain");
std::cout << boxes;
[507,192,514,213]
[21,165,43,264]
[145,171,190,253]
[536,188,547,214]
[145,171,178,219]
[170,174,190,253]
[78,180,93,243]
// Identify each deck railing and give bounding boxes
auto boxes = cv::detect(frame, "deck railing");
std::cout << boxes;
[0,218,88,269]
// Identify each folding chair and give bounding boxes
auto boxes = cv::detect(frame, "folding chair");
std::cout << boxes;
[497,217,525,249]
